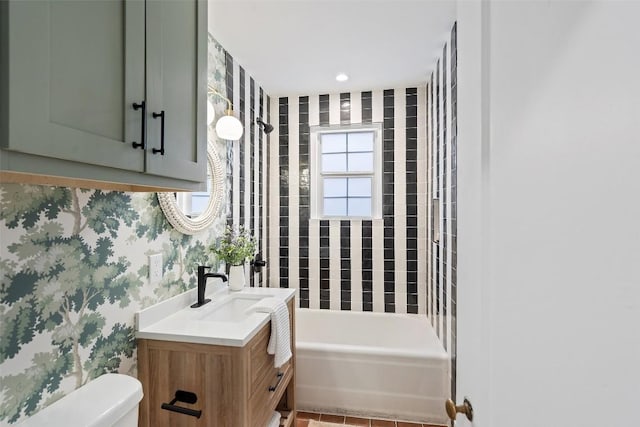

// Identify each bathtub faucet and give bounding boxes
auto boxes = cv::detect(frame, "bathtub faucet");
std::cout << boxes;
[191,266,227,308]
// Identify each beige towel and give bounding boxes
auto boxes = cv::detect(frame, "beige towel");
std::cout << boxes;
[254,297,292,368]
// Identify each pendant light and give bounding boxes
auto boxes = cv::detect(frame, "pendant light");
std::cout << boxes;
[208,85,243,140]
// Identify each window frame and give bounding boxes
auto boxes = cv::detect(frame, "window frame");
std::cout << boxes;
[310,123,383,220]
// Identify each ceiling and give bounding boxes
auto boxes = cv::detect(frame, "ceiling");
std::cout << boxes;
[209,0,457,96]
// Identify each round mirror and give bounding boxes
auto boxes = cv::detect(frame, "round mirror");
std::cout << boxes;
[158,143,225,235]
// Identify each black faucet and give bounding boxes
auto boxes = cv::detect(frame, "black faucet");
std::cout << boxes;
[191,266,228,308]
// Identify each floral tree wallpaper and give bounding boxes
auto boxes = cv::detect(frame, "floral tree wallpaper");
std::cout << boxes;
[0,36,230,425]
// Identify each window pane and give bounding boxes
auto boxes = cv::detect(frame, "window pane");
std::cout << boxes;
[322,133,347,153]
[348,177,372,197]
[324,178,347,197]
[324,198,347,216]
[347,152,373,172]
[348,132,374,152]
[348,198,372,216]
[322,153,347,172]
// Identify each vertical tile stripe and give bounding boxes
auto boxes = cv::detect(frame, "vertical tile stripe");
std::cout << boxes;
[371,90,384,312]
[350,219,362,311]
[361,220,373,311]
[394,90,407,314]
[319,94,329,126]
[361,91,373,124]
[427,78,432,321]
[278,97,289,288]
[232,60,241,229]
[225,52,234,228]
[239,66,246,228]
[250,77,256,287]
[340,220,351,310]
[417,85,428,315]
[435,60,441,338]
[340,93,350,124]
[383,89,395,313]
[299,96,310,308]
[442,45,449,352]
[288,100,300,300]
[350,91,362,125]
[319,220,330,309]
[450,21,458,402]
[328,94,341,310]
[269,96,279,288]
[308,95,321,309]
[430,76,437,325]
[329,219,341,309]
[406,88,419,314]
[259,87,264,286]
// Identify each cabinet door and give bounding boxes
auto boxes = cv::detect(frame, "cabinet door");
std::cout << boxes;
[145,0,207,182]
[3,0,146,171]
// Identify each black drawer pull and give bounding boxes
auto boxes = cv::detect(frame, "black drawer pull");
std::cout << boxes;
[268,371,284,392]
[161,390,202,418]
[132,101,146,149]
[152,110,165,155]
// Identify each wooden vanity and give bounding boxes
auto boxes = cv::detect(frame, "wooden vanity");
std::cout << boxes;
[137,298,296,427]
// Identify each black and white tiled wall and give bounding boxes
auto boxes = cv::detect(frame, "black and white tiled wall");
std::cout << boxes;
[269,88,428,314]
[220,47,270,287]
[427,23,458,399]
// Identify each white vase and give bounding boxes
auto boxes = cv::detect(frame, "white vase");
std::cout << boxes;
[228,264,245,291]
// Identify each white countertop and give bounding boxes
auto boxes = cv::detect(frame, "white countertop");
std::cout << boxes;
[136,285,295,347]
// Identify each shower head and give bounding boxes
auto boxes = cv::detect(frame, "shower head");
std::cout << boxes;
[256,117,274,134]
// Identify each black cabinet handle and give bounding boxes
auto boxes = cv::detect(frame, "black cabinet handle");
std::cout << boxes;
[161,390,201,418]
[268,371,284,392]
[132,101,146,149]
[152,110,165,155]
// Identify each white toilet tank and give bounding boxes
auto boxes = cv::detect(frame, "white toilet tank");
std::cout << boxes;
[17,373,143,427]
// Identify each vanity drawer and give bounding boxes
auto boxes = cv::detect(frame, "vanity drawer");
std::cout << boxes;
[249,361,292,427]
[248,312,293,394]
[247,322,274,391]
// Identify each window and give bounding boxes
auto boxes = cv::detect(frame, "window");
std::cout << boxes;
[311,124,382,219]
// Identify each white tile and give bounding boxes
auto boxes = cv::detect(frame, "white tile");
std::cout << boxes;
[329,93,340,126]
[308,219,320,309]
[350,91,362,125]
[372,222,384,312]
[329,220,341,309]
[309,94,320,127]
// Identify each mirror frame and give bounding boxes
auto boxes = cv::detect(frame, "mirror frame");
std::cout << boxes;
[158,143,225,235]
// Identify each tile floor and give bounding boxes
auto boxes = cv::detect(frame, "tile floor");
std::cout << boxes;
[296,411,445,427]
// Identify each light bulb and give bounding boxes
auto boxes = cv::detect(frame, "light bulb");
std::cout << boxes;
[215,115,243,140]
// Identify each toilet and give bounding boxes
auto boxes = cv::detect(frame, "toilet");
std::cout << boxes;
[17,373,143,427]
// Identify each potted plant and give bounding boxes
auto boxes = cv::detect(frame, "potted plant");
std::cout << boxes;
[210,226,257,290]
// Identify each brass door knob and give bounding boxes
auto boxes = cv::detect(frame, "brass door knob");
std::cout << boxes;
[445,397,474,421]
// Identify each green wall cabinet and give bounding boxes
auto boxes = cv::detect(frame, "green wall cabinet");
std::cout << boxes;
[0,0,207,191]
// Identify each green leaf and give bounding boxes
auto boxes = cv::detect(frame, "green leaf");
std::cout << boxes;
[0,350,72,422]
[84,323,135,381]
[82,191,138,238]
[0,184,71,229]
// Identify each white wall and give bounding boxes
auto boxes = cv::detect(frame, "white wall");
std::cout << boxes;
[457,1,640,426]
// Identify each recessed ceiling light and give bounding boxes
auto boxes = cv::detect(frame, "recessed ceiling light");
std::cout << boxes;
[336,73,349,82]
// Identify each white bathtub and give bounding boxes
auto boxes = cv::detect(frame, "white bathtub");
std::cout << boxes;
[295,309,450,424]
